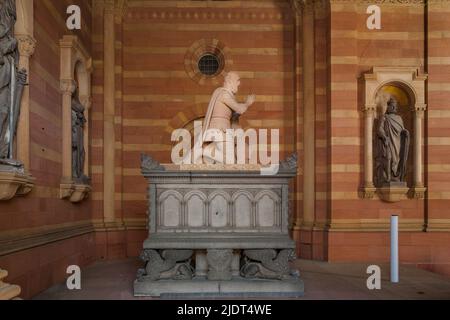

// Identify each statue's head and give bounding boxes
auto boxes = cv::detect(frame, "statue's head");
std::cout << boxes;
[224,72,240,94]
[386,97,398,114]
[0,0,17,21]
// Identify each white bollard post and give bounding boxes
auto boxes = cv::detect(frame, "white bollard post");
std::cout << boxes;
[390,215,399,283]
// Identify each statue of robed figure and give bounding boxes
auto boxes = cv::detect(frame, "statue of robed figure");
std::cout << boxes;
[71,84,89,184]
[375,97,410,186]
[0,0,27,169]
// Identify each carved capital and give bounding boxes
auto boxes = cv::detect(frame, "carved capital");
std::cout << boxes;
[361,186,377,199]
[413,103,427,117]
[16,34,37,58]
[410,186,426,200]
[363,104,377,113]
[60,80,77,95]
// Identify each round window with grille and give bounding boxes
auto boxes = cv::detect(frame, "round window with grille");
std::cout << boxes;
[198,54,220,76]
[185,39,232,85]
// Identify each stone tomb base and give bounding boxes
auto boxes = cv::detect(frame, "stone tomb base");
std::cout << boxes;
[135,155,303,298]
[134,278,304,298]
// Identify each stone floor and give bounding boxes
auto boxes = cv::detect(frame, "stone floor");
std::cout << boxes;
[34,258,450,300]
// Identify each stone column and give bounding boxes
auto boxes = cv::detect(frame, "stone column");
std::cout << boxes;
[103,0,116,225]
[412,104,426,198]
[60,80,76,182]
[15,0,35,169]
[363,105,376,198]
[292,2,303,230]
[302,1,315,229]
[15,35,36,169]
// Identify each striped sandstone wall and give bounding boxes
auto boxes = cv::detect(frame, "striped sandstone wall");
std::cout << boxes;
[327,1,450,275]
[91,0,299,259]
[0,0,95,299]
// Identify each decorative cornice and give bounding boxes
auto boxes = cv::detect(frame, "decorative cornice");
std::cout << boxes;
[0,221,94,256]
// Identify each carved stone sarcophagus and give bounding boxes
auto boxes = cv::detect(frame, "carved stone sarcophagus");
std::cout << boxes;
[134,154,304,297]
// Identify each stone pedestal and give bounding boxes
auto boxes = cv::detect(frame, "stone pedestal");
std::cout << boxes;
[0,161,34,201]
[378,181,409,203]
[0,269,21,300]
[134,155,304,298]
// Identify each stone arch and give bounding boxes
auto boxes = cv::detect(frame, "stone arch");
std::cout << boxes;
[362,67,428,201]
[373,80,417,110]
[59,35,93,203]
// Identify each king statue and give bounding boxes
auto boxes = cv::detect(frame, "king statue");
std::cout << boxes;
[375,97,410,186]
[0,0,27,168]
[190,71,256,164]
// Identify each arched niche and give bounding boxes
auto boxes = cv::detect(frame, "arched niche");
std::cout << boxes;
[59,35,92,203]
[362,67,427,202]
[0,0,36,202]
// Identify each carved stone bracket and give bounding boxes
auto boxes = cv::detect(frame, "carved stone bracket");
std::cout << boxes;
[60,182,91,203]
[0,269,21,300]
[0,170,35,201]
[378,183,409,203]
[138,249,194,281]
[241,249,299,280]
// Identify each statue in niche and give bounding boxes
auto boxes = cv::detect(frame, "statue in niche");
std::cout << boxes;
[375,97,410,187]
[71,84,89,184]
[0,0,27,169]
[190,71,256,164]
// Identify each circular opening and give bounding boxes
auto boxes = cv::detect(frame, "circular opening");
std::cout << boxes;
[198,53,220,76]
